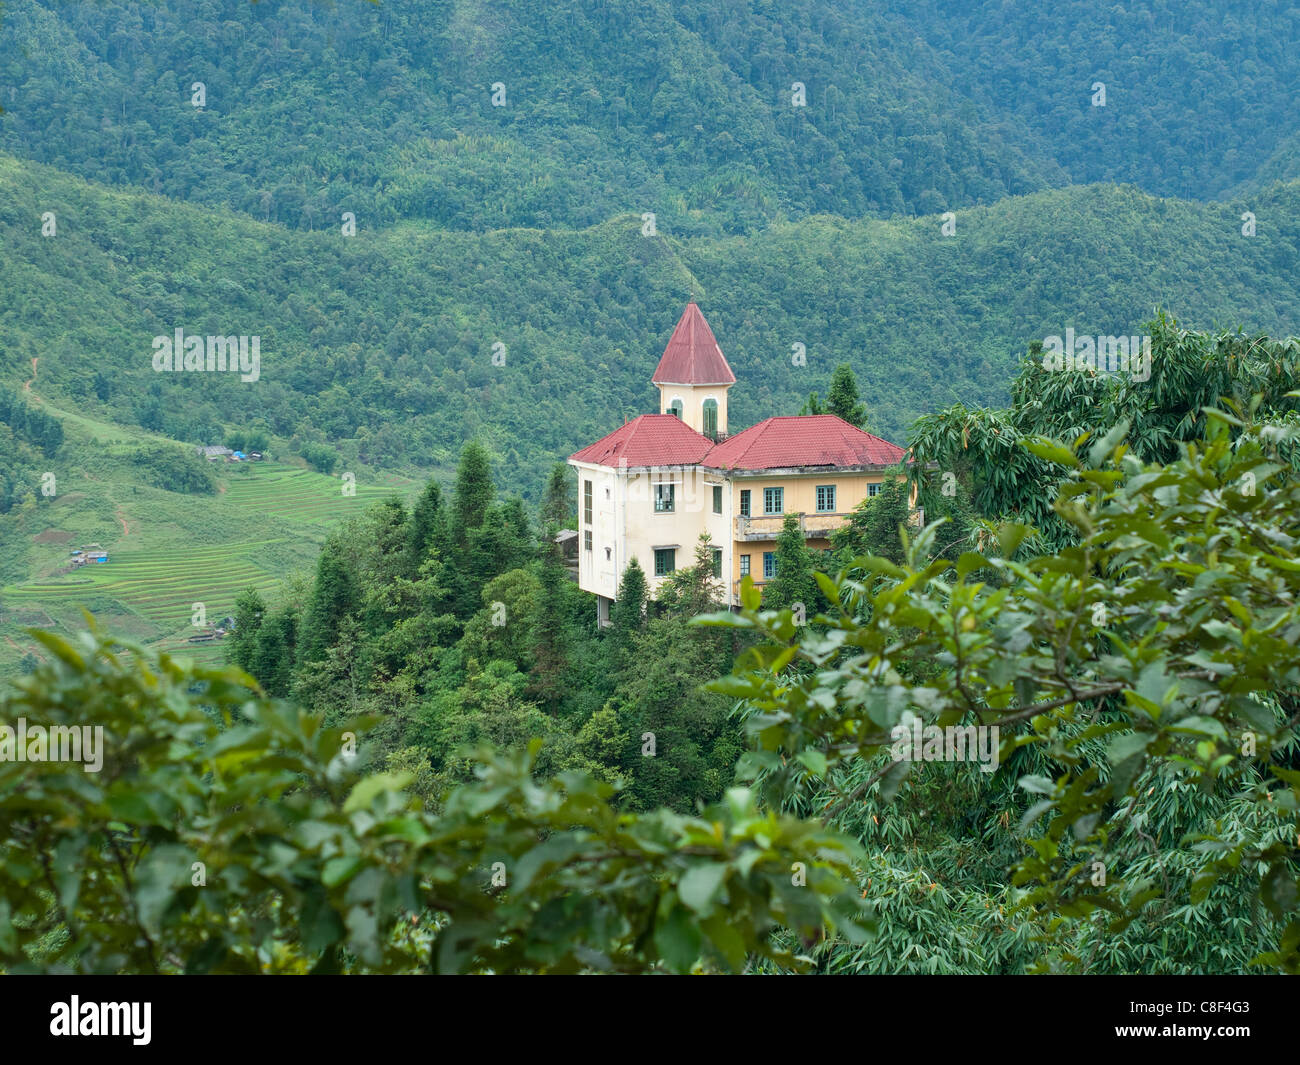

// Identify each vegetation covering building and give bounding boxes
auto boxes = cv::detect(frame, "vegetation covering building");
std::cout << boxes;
[570,303,910,619]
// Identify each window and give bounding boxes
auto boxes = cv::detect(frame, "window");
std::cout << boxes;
[668,399,683,419]
[739,489,751,517]
[739,554,750,577]
[763,552,777,579]
[867,482,880,498]
[763,487,784,515]
[816,485,836,512]
[711,548,723,579]
[712,485,722,514]
[584,530,592,551]
[654,483,675,512]
[583,480,593,524]
[654,548,676,576]
[702,398,718,439]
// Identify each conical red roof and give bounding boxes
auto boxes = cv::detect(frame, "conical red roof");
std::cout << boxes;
[651,303,736,385]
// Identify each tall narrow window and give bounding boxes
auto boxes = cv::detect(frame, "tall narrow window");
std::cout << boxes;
[702,398,718,440]
[711,548,723,579]
[816,485,836,512]
[668,399,683,419]
[763,487,784,515]
[712,485,722,514]
[654,483,675,512]
[654,548,676,576]
[584,530,592,551]
[739,490,751,517]
[867,482,880,498]
[763,552,777,579]
[739,554,750,577]
[583,480,593,524]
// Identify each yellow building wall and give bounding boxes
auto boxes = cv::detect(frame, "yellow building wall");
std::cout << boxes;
[728,471,904,591]
[657,382,730,436]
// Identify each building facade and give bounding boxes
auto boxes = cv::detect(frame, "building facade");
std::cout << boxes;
[568,302,910,622]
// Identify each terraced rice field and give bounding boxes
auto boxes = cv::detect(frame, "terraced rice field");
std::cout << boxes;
[223,463,411,523]
[3,541,283,629]
[2,462,419,668]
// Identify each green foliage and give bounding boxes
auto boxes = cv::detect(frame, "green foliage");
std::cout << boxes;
[700,405,1300,972]
[0,623,869,974]
[830,474,911,568]
[130,444,218,495]
[298,442,339,476]
[803,365,867,428]
[765,514,819,613]
[909,318,1300,550]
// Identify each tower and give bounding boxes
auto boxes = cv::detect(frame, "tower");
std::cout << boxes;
[651,302,736,440]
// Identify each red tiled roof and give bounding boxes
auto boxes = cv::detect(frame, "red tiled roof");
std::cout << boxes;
[704,416,906,471]
[569,414,715,467]
[651,303,736,385]
[571,414,906,471]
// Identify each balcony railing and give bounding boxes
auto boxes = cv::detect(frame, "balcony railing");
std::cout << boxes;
[734,511,851,542]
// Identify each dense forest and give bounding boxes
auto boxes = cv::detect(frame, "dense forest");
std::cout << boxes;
[1,0,1298,983]
[4,324,1300,974]
[4,0,1298,232]
[3,153,1299,501]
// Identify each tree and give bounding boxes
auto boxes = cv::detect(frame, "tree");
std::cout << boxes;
[830,475,911,568]
[825,363,868,428]
[298,539,358,663]
[764,514,818,613]
[229,586,266,672]
[609,558,648,669]
[452,441,494,547]
[539,462,571,536]
[528,549,571,713]
[249,604,298,698]
[802,363,867,428]
[408,477,449,575]
[702,406,1300,973]
[0,623,866,974]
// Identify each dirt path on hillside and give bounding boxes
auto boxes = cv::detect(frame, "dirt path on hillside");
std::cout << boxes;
[23,356,38,399]
[3,633,43,663]
[115,507,130,538]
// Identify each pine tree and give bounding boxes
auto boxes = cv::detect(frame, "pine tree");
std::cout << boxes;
[610,558,648,636]
[452,441,494,548]
[825,363,868,428]
[229,586,266,672]
[609,557,648,672]
[408,477,448,574]
[250,605,298,699]
[658,535,724,620]
[539,462,571,536]
[298,539,358,662]
[528,550,570,713]
[765,514,819,614]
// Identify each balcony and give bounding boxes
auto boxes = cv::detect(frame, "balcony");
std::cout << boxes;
[734,511,851,542]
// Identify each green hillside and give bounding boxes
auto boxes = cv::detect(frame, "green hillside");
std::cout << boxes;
[3,0,1298,234]
[2,149,1298,500]
[0,376,416,670]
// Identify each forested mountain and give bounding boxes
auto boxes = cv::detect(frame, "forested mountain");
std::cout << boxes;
[2,0,1300,984]
[3,149,1299,500]
[2,0,1298,236]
